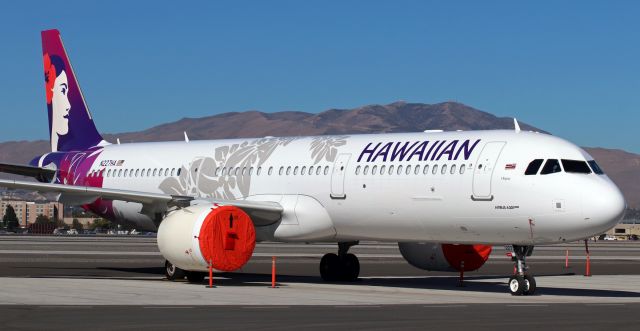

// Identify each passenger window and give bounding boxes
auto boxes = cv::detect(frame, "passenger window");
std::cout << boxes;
[242,168,246,175]
[268,167,273,176]
[294,166,299,175]
[460,164,465,174]
[107,169,112,177]
[308,166,314,175]
[423,165,429,175]
[316,167,321,175]
[278,167,283,175]
[257,167,262,176]
[405,165,411,175]
[324,166,329,175]
[286,167,291,175]
[388,165,394,175]
[118,169,123,177]
[249,167,254,175]
[525,159,544,175]
[450,164,456,174]
[364,165,369,175]
[540,159,561,175]
[441,164,447,174]
[153,169,157,177]
[301,166,306,175]
[177,168,181,176]
[356,165,361,175]
[432,165,438,175]
[170,168,175,176]
[562,159,591,174]
[165,169,169,177]
[235,168,240,176]
[414,165,419,175]
[588,160,604,175]
[372,165,378,175]
[380,165,386,175]
[397,165,403,175]
[222,168,227,176]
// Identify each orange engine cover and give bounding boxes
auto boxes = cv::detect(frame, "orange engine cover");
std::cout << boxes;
[442,244,492,272]
[198,205,256,271]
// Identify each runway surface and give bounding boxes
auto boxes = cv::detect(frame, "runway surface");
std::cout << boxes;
[1,236,639,330]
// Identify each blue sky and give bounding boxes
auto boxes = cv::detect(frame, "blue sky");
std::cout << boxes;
[1,1,639,152]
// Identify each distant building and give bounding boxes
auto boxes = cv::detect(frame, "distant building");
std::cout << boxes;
[62,217,96,227]
[605,223,640,240]
[0,200,63,227]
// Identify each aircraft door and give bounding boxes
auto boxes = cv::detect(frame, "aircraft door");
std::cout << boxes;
[472,141,506,200]
[330,153,351,199]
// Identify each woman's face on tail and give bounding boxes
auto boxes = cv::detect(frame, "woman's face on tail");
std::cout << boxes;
[52,70,70,135]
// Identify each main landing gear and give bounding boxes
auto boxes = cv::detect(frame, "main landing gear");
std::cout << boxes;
[165,260,207,283]
[508,245,537,296]
[320,241,360,282]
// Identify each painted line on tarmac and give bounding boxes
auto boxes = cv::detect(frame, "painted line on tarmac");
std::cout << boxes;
[585,303,626,306]
[4,250,640,261]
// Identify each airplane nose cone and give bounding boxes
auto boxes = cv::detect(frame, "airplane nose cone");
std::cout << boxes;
[583,180,626,231]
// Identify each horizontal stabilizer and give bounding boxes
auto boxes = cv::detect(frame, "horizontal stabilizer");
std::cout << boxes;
[0,163,57,182]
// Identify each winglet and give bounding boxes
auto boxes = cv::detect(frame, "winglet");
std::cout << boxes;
[514,118,521,133]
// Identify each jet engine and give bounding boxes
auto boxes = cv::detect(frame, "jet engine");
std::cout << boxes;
[157,204,256,272]
[398,242,492,272]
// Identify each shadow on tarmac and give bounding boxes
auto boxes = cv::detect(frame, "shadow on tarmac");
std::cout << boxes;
[15,265,639,298]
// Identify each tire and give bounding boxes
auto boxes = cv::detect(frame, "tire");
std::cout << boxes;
[320,253,341,282]
[186,271,206,284]
[165,260,185,281]
[523,275,537,295]
[340,253,360,281]
[508,275,526,296]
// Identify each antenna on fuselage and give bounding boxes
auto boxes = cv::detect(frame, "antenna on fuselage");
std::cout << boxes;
[513,118,521,133]
[184,131,190,143]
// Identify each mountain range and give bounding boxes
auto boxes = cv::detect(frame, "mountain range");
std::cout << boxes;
[1,101,639,209]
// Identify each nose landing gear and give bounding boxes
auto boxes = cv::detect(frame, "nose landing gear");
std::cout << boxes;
[320,241,360,282]
[508,245,537,296]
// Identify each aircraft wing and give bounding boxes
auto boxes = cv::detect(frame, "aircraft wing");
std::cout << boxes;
[0,163,57,182]
[0,179,282,226]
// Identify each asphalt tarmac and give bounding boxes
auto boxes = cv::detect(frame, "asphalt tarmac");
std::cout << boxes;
[1,236,639,330]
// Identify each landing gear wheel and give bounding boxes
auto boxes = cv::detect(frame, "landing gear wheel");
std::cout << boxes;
[508,275,526,296]
[523,274,537,295]
[165,260,185,281]
[340,253,360,281]
[320,253,341,281]
[185,271,206,284]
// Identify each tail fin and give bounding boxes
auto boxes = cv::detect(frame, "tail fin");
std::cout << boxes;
[42,29,104,152]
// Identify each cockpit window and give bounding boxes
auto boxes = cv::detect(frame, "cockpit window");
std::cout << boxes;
[540,159,561,175]
[524,159,544,175]
[588,160,605,175]
[561,159,591,174]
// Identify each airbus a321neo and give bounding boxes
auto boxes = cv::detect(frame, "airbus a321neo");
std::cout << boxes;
[0,30,625,295]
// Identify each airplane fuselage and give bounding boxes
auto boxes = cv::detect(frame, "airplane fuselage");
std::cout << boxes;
[32,129,625,245]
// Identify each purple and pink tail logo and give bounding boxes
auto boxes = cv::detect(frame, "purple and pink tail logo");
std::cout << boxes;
[42,29,104,153]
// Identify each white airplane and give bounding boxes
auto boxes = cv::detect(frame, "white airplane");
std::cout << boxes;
[0,29,625,295]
